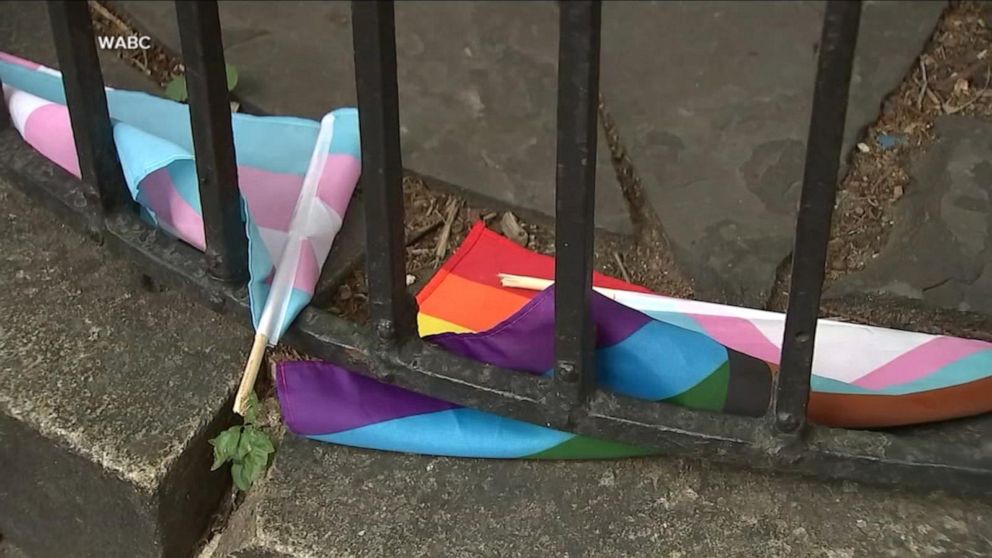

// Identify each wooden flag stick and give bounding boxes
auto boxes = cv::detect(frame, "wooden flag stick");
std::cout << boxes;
[234,332,268,415]
[497,273,627,300]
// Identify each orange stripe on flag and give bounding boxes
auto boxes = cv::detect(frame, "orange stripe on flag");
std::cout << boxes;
[419,272,532,333]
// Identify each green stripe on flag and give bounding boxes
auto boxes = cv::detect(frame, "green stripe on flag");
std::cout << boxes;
[528,435,659,460]
[663,360,729,411]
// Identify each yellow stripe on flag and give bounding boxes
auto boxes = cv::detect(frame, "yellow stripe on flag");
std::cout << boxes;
[418,313,475,336]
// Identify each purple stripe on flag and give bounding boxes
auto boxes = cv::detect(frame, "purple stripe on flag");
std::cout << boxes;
[276,360,458,436]
[426,288,652,373]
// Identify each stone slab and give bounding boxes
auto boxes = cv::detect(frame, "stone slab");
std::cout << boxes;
[215,435,992,557]
[113,0,634,235]
[0,178,245,556]
[600,0,945,306]
[116,1,946,303]
[829,115,992,314]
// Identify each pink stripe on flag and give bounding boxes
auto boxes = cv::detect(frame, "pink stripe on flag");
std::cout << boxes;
[23,103,80,178]
[139,167,206,251]
[688,313,782,364]
[853,336,990,390]
[0,52,42,70]
[239,157,359,231]
[260,237,321,296]
[316,154,361,217]
[238,166,303,232]
[293,237,320,295]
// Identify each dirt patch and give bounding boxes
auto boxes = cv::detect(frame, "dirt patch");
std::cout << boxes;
[828,1,992,280]
[764,1,992,324]
[324,168,692,325]
[89,1,181,87]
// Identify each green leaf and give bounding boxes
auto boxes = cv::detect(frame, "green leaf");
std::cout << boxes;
[241,446,268,486]
[226,64,239,91]
[242,427,275,455]
[231,462,251,491]
[243,391,259,425]
[163,75,187,102]
[209,426,242,470]
[236,435,252,460]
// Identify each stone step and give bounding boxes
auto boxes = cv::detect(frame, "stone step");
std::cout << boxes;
[0,3,249,555]
[0,180,244,557]
[213,435,992,557]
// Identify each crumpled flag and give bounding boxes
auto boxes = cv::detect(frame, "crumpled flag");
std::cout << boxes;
[276,223,992,459]
[0,53,360,340]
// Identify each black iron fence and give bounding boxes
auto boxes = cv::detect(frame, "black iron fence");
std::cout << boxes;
[1,0,988,496]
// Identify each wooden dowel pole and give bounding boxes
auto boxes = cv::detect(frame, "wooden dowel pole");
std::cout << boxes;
[498,273,626,300]
[234,333,268,415]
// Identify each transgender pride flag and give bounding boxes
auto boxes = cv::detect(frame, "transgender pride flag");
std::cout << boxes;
[0,52,360,341]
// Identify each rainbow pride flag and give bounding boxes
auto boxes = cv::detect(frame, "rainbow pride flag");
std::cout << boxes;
[0,52,360,342]
[277,224,992,459]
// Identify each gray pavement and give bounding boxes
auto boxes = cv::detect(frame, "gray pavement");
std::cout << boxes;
[600,1,944,306]
[1,1,162,96]
[830,115,992,314]
[115,0,945,307]
[215,435,992,557]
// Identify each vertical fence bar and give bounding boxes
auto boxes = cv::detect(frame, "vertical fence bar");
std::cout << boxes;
[0,76,9,128]
[47,1,130,213]
[351,1,417,344]
[176,1,248,282]
[775,0,861,433]
[553,1,602,408]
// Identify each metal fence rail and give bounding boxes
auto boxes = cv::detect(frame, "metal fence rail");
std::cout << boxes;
[0,0,986,496]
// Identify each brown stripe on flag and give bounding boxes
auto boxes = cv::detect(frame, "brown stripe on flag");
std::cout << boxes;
[724,349,773,417]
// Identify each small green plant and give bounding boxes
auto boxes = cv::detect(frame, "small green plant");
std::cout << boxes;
[164,63,239,102]
[209,392,274,491]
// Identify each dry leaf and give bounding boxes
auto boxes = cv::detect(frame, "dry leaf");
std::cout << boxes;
[500,212,528,246]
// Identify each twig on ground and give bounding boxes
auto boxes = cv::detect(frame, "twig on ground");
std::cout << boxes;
[406,219,443,247]
[943,66,991,114]
[613,252,632,283]
[434,198,461,264]
[937,58,990,91]
[88,1,131,32]
[917,57,930,111]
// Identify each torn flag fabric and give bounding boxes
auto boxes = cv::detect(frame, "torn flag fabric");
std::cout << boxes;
[0,52,360,342]
[276,223,992,459]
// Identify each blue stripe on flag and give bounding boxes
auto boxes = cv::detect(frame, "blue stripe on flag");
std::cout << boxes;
[596,319,729,400]
[310,408,574,458]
